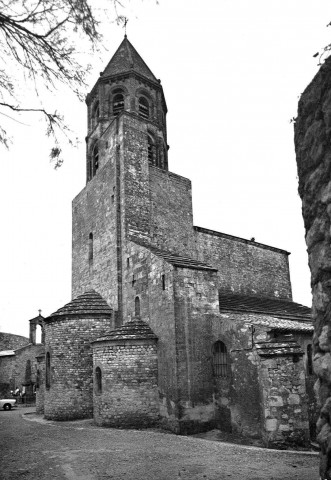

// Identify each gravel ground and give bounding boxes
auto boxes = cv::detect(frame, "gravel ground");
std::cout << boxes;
[0,407,320,480]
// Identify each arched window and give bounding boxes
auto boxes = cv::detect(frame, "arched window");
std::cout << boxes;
[36,324,42,344]
[307,344,313,375]
[138,97,149,119]
[135,296,140,317]
[113,92,124,116]
[148,134,156,166]
[212,341,228,378]
[92,142,99,176]
[95,367,102,394]
[88,233,93,264]
[46,352,51,389]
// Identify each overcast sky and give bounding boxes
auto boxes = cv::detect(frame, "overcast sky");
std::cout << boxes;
[1,0,330,337]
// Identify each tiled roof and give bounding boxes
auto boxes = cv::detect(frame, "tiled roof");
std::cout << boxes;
[219,294,312,323]
[255,341,304,356]
[134,241,217,272]
[0,350,15,357]
[251,317,313,332]
[48,291,112,319]
[92,318,157,342]
[102,37,158,82]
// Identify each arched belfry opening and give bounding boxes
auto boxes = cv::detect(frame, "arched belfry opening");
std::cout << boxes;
[113,90,125,116]
[138,96,149,119]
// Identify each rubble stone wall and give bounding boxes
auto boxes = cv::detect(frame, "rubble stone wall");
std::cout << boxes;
[258,352,310,448]
[295,56,331,478]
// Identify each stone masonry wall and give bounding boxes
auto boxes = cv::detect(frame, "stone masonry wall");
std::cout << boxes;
[195,227,292,300]
[93,339,159,427]
[122,242,179,430]
[215,314,263,439]
[72,155,118,307]
[44,315,112,420]
[173,267,220,433]
[258,351,310,448]
[295,56,331,478]
[216,313,313,445]
[149,168,195,256]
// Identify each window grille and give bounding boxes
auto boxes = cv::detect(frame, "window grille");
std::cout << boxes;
[212,341,228,377]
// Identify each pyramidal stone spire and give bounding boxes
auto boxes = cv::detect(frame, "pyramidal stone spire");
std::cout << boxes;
[102,36,158,82]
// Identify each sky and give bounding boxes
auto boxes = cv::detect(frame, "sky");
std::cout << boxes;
[1,0,331,337]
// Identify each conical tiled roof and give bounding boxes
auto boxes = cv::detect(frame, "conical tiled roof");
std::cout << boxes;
[102,36,158,82]
[48,291,112,319]
[92,318,157,342]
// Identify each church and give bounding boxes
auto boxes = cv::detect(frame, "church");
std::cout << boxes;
[0,36,316,448]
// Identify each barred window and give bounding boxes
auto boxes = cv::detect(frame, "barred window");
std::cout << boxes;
[212,341,228,377]
[95,367,102,394]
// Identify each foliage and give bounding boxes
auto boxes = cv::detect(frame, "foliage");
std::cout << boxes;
[0,0,124,167]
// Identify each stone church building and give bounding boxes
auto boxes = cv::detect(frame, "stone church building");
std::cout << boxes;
[0,37,316,448]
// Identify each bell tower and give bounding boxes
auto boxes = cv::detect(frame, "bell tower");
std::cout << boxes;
[85,35,168,183]
[72,36,170,321]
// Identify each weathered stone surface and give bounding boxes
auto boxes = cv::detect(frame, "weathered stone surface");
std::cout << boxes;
[295,54,331,478]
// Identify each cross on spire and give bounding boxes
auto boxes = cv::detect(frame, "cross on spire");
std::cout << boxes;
[123,17,128,37]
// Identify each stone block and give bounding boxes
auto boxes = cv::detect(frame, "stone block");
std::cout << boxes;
[265,418,278,432]
[269,396,284,407]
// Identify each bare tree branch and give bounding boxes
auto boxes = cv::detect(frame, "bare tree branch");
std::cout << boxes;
[0,0,127,163]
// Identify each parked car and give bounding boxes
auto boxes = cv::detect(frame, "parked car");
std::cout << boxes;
[0,399,17,411]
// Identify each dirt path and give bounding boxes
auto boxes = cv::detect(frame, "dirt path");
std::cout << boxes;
[0,407,319,480]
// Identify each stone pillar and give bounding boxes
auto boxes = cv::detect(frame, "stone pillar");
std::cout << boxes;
[92,317,159,428]
[295,56,331,479]
[256,341,310,448]
[35,352,45,415]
